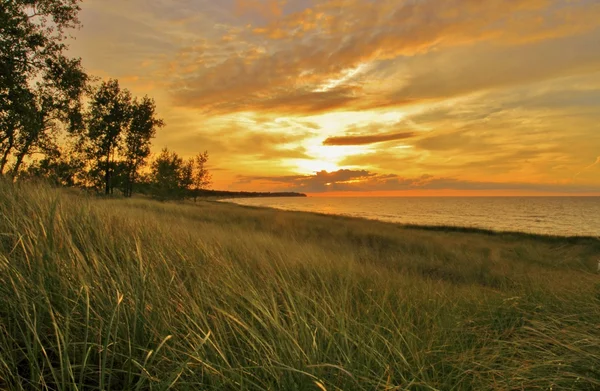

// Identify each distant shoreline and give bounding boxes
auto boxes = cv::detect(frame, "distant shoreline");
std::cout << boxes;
[218,198,600,241]
[196,189,307,199]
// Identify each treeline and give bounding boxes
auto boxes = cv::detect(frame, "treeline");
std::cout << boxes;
[1,0,210,200]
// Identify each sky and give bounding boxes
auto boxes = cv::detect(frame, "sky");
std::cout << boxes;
[68,0,600,195]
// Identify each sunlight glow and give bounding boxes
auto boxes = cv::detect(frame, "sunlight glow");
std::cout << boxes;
[306,143,369,161]
[314,63,368,92]
[306,110,406,133]
[291,138,373,174]
[291,159,341,174]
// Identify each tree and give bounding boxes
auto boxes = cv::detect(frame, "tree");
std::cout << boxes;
[188,151,212,201]
[147,149,212,201]
[85,79,131,195]
[1,0,87,178]
[22,145,84,187]
[11,57,87,178]
[121,96,163,197]
[149,148,185,200]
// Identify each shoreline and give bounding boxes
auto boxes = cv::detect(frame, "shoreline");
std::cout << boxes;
[216,198,600,242]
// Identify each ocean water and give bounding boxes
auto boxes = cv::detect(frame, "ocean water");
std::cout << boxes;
[223,197,600,237]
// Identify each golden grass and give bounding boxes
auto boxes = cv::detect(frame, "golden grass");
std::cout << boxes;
[0,181,599,390]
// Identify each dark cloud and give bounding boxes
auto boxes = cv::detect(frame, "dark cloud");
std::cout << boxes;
[238,169,375,192]
[323,131,416,146]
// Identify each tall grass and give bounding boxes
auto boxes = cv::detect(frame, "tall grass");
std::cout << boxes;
[0,180,599,390]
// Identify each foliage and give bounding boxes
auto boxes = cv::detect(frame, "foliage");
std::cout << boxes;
[85,79,132,195]
[148,148,187,200]
[1,3,207,199]
[21,145,84,186]
[122,96,164,197]
[187,151,212,201]
[0,181,599,390]
[145,148,211,201]
[0,0,87,177]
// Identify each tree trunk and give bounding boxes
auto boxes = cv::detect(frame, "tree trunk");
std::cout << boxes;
[128,172,134,197]
[0,148,12,175]
[11,135,36,180]
[105,152,110,195]
[127,165,133,197]
[0,134,16,175]
[11,143,31,179]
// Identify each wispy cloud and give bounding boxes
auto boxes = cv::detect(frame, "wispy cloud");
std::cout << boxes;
[575,156,600,177]
[235,0,286,19]
[166,0,600,114]
[323,132,416,146]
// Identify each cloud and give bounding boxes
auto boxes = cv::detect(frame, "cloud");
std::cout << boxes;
[576,156,600,176]
[238,169,600,194]
[413,129,494,152]
[76,0,600,117]
[167,0,600,114]
[235,0,286,19]
[323,131,416,146]
[383,32,600,106]
[69,0,600,193]
[239,169,375,192]
[212,127,313,160]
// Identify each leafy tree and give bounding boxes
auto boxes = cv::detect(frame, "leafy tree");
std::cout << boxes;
[147,149,212,201]
[121,96,163,197]
[188,151,212,201]
[179,159,194,196]
[85,79,131,194]
[0,0,87,178]
[22,145,84,186]
[149,148,186,200]
[1,1,200,198]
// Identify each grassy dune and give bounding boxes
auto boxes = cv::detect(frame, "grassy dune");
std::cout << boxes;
[1,181,599,390]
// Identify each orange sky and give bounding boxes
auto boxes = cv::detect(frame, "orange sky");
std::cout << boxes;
[68,0,600,195]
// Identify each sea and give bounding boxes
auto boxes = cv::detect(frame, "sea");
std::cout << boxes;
[223,197,600,237]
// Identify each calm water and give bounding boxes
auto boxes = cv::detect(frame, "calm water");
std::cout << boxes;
[224,197,600,237]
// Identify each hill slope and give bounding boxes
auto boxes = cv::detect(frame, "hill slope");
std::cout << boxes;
[0,181,599,390]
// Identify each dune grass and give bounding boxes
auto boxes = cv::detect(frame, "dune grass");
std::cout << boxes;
[0,181,599,390]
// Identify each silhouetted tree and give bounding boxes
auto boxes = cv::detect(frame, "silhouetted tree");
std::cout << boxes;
[146,148,212,200]
[1,1,209,198]
[121,96,163,197]
[0,0,87,178]
[179,159,194,196]
[188,151,211,201]
[85,79,131,194]
[149,148,185,200]
[22,145,84,186]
